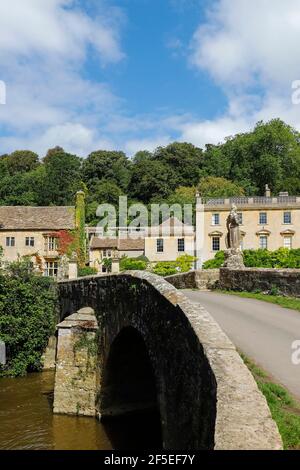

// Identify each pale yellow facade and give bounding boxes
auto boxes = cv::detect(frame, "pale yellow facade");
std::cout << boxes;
[144,235,195,263]
[0,205,77,278]
[198,196,300,265]
[0,230,62,275]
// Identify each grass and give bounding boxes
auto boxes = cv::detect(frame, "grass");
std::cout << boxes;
[218,289,300,313]
[240,353,300,450]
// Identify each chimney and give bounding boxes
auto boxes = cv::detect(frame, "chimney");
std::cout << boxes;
[195,191,202,205]
[265,184,271,198]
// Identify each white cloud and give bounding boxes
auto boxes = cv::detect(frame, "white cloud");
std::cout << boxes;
[190,0,300,88]
[0,0,124,156]
[0,123,115,157]
[0,0,123,63]
[182,0,300,148]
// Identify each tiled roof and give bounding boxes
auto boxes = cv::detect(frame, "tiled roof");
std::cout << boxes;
[90,237,145,251]
[90,238,118,249]
[0,206,75,230]
[118,238,145,251]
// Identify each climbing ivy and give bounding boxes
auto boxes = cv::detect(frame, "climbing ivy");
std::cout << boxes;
[75,191,86,268]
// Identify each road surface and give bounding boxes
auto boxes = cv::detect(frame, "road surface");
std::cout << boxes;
[183,290,300,398]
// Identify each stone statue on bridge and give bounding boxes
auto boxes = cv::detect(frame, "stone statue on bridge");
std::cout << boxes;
[223,204,245,269]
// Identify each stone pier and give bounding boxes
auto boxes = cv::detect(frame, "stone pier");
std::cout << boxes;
[53,307,99,417]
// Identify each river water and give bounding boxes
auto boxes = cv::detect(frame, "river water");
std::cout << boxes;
[0,371,161,450]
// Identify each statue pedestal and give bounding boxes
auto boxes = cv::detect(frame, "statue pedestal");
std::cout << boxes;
[223,249,245,269]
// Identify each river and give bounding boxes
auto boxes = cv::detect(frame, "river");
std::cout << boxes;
[0,371,161,450]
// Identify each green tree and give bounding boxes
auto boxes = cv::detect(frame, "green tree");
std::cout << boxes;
[0,166,45,206]
[198,176,245,199]
[132,150,153,164]
[6,150,39,175]
[167,186,196,205]
[153,142,203,187]
[86,179,123,226]
[41,150,82,206]
[128,159,177,203]
[202,119,300,195]
[82,150,132,191]
[43,146,65,164]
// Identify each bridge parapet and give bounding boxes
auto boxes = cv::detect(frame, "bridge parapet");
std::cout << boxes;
[56,271,282,450]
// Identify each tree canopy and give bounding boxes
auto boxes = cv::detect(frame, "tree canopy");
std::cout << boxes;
[0,119,299,223]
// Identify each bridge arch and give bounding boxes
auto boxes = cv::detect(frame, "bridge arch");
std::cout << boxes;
[57,271,282,450]
[100,326,159,419]
[99,326,162,448]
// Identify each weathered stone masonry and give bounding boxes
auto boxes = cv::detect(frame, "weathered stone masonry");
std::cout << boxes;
[53,307,99,417]
[219,267,300,297]
[165,269,220,290]
[55,272,282,450]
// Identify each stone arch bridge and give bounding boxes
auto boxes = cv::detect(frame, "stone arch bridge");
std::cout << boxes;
[53,271,282,450]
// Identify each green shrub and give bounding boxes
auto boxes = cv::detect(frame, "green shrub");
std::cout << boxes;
[203,248,300,270]
[120,257,147,271]
[0,258,57,377]
[152,262,178,277]
[78,266,98,277]
[176,254,197,273]
[203,251,225,269]
[152,255,197,277]
[243,248,300,268]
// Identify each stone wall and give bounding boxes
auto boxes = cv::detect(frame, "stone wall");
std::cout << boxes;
[220,267,300,297]
[165,269,220,290]
[53,307,98,417]
[57,271,282,450]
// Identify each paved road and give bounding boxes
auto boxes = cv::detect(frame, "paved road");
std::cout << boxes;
[183,290,300,398]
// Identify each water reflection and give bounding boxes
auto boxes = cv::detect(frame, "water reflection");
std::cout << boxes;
[0,371,161,450]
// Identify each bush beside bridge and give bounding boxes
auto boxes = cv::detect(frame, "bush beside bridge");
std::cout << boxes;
[0,259,57,377]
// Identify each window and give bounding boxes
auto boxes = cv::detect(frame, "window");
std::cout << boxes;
[44,261,58,277]
[6,237,15,247]
[44,236,57,252]
[102,266,107,273]
[237,213,243,225]
[178,238,185,252]
[212,213,220,226]
[212,236,220,252]
[259,212,267,225]
[283,212,292,224]
[259,235,268,250]
[283,237,292,249]
[156,238,164,253]
[25,237,35,247]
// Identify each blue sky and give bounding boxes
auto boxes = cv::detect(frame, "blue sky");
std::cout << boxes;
[109,0,226,117]
[0,0,299,157]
